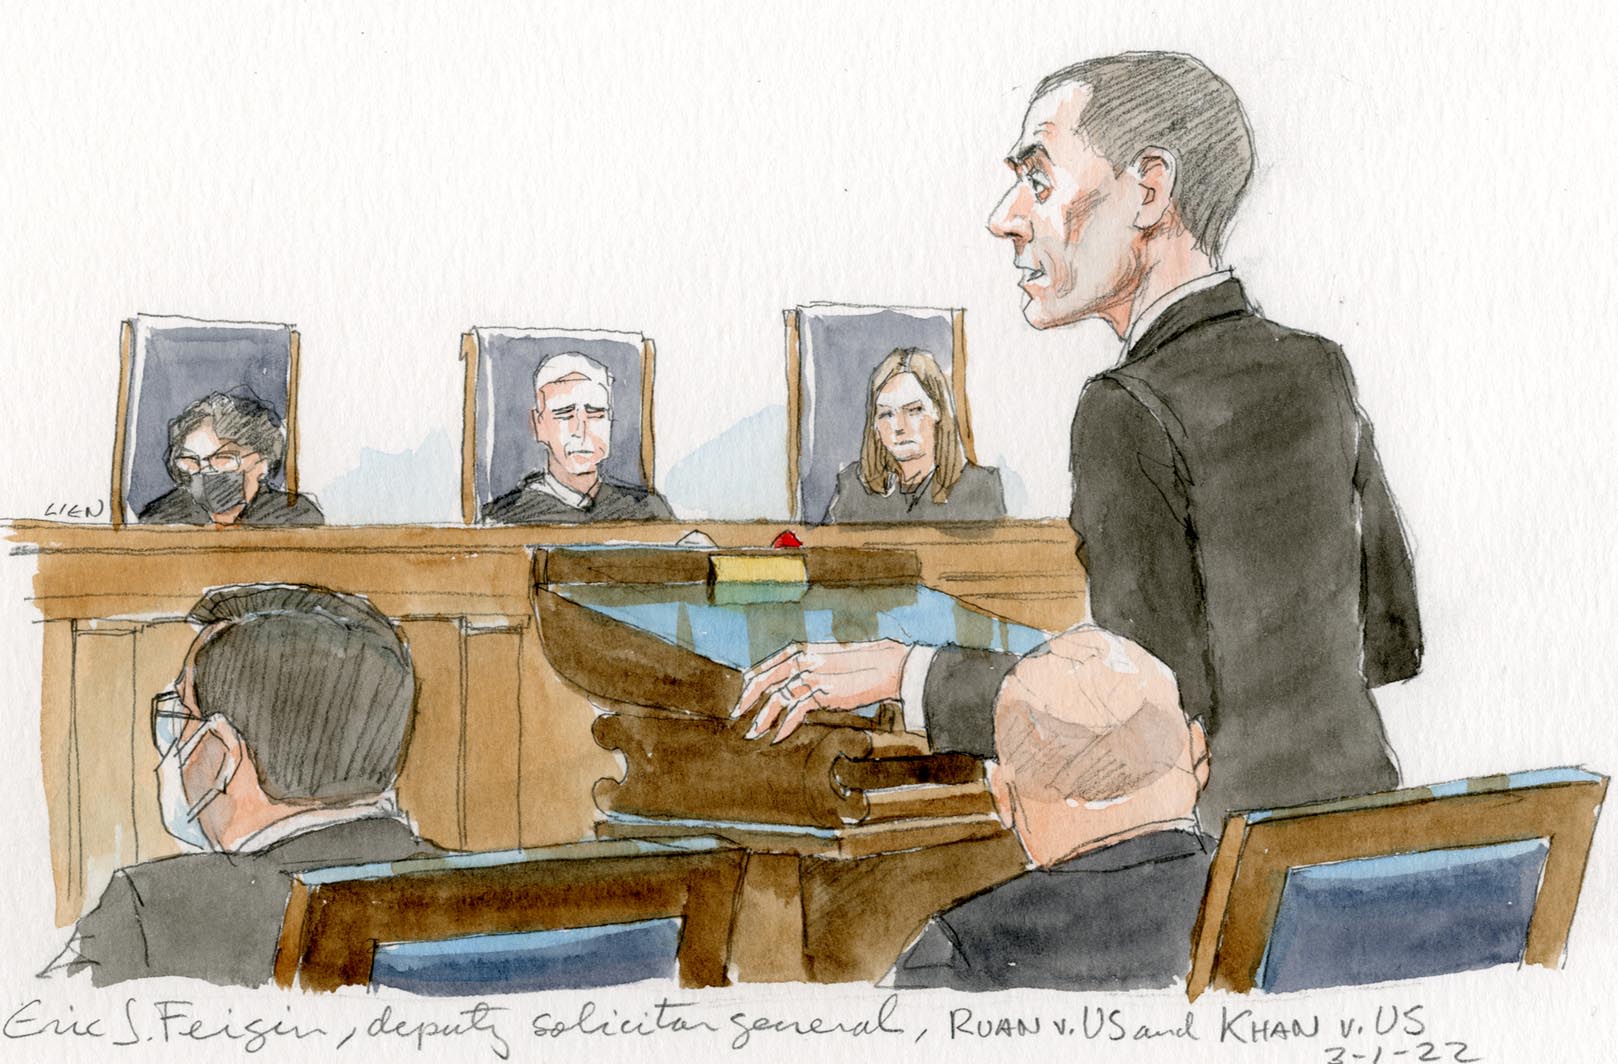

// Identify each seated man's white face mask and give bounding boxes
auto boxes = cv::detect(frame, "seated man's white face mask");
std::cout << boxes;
[156,715,238,852]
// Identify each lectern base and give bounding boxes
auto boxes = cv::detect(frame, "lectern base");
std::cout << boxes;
[597,815,1028,982]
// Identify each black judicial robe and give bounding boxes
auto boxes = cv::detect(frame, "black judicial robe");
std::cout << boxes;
[137,486,325,526]
[825,462,1006,524]
[481,471,674,525]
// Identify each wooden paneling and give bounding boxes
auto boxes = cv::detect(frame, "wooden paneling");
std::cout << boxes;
[15,520,1082,622]
[518,625,613,847]
[728,853,808,982]
[39,620,76,926]
[396,620,466,850]
[13,520,1086,925]
[71,624,139,917]
[461,627,522,850]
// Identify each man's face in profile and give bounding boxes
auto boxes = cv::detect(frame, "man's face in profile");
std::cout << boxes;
[532,375,612,477]
[988,83,1143,330]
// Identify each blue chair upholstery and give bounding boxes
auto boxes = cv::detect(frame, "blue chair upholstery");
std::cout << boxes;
[371,917,683,996]
[117,314,296,523]
[788,303,963,524]
[466,327,652,522]
[277,836,742,992]
[1189,767,1608,998]
[1257,837,1550,992]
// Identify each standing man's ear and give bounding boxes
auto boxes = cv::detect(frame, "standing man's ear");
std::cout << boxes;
[530,407,544,444]
[1131,147,1178,231]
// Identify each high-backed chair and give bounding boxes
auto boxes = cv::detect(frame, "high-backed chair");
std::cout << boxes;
[461,327,656,525]
[784,302,975,524]
[274,836,744,993]
[1188,767,1607,999]
[112,314,300,526]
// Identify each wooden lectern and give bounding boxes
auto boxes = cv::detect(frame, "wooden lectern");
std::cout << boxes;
[532,543,1038,981]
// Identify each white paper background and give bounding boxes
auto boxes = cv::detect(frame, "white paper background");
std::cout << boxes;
[2,1,1615,1060]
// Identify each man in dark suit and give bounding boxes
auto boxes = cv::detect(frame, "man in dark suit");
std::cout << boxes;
[891,625,1213,990]
[739,51,1421,824]
[50,583,440,987]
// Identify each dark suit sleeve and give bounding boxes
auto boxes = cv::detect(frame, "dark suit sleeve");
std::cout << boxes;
[64,871,151,986]
[1322,342,1423,687]
[1071,378,1214,723]
[1354,413,1423,685]
[921,646,1020,756]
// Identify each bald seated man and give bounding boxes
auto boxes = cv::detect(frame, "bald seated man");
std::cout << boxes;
[891,625,1214,991]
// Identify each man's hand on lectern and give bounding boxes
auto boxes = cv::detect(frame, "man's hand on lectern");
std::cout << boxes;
[734,638,910,742]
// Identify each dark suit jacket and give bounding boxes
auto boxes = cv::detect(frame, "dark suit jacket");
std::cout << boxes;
[64,817,439,987]
[892,829,1215,991]
[826,462,1006,523]
[137,485,325,526]
[923,280,1421,821]
[481,472,674,524]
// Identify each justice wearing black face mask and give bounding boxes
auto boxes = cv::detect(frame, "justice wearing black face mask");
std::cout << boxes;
[187,469,248,515]
[136,393,325,527]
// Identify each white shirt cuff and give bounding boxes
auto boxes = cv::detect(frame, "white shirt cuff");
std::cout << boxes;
[899,644,939,733]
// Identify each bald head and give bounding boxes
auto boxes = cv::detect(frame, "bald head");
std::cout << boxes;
[991,626,1207,865]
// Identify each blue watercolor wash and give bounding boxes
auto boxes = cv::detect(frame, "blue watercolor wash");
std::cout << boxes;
[1244,766,1601,822]
[555,582,1048,670]
[1256,838,1550,993]
[1507,767,1600,789]
[371,917,682,996]
[299,836,728,886]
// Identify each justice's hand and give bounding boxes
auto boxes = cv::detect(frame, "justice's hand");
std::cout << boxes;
[733,638,910,742]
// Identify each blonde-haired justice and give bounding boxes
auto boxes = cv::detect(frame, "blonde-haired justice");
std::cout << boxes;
[858,348,965,503]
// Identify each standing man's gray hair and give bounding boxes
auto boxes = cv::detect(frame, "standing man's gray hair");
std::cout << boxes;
[1033,51,1255,258]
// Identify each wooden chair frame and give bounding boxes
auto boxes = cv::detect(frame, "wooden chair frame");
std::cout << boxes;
[460,330,657,525]
[274,837,744,991]
[784,305,974,522]
[1187,770,1608,1000]
[111,318,302,528]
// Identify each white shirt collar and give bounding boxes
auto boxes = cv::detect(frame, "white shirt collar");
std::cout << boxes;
[529,470,596,509]
[229,791,410,854]
[1123,269,1234,354]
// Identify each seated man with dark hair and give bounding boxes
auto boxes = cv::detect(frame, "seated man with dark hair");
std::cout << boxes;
[891,625,1214,991]
[53,583,438,987]
[139,392,324,526]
